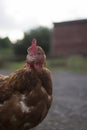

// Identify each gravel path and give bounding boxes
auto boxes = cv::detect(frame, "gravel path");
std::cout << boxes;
[0,71,87,130]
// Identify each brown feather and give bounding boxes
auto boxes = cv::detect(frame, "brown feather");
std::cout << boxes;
[0,66,52,130]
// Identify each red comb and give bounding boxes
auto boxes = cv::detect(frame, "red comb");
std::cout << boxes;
[31,39,37,54]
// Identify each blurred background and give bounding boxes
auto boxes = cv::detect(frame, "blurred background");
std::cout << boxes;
[0,0,87,72]
[0,0,87,130]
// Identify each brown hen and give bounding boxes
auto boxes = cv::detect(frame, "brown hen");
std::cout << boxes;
[0,39,52,130]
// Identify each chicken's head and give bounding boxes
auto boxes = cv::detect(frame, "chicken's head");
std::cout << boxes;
[26,39,46,69]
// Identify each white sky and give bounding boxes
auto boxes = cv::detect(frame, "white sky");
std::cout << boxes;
[0,0,87,42]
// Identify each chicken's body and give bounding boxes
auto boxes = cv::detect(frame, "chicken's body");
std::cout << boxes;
[0,39,52,130]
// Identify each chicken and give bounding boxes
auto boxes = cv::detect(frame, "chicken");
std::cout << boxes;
[0,39,52,130]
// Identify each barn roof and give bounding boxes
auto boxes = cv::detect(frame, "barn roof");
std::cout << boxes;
[53,19,87,27]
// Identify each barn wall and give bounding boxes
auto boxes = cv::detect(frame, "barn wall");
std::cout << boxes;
[51,20,87,57]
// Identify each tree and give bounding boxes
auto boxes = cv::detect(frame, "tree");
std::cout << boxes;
[13,26,52,60]
[0,37,11,48]
[26,27,52,54]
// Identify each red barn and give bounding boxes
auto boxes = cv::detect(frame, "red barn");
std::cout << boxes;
[51,19,87,57]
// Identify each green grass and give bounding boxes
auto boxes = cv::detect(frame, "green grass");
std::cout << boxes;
[0,56,87,73]
[47,56,87,72]
[0,48,13,57]
[10,61,25,70]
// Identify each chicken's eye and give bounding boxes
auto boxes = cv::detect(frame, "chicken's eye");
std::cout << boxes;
[37,52,41,55]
